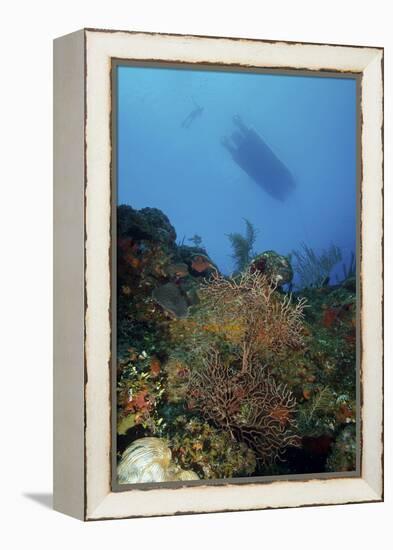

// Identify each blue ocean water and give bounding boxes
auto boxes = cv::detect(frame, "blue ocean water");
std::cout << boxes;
[117,65,357,280]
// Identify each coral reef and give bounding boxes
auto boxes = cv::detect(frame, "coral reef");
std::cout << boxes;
[116,204,357,481]
[176,244,216,274]
[326,424,357,472]
[152,282,189,319]
[118,204,177,245]
[296,386,337,436]
[171,418,256,479]
[190,253,217,275]
[162,354,190,404]
[250,250,293,287]
[117,354,166,437]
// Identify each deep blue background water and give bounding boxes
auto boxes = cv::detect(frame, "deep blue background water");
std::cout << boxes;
[117,65,357,279]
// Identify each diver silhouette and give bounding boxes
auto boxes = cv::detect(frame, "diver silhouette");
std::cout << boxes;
[181,99,204,128]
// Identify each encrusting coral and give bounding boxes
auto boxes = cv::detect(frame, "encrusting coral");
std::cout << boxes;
[170,417,256,479]
[152,282,189,319]
[162,355,190,404]
[326,424,356,472]
[117,353,167,437]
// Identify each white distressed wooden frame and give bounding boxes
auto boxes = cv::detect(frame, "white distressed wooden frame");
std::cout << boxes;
[53,29,383,521]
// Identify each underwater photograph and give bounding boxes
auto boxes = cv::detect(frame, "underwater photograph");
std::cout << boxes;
[114,63,358,486]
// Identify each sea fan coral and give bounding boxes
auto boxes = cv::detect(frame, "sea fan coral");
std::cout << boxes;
[198,267,307,365]
[187,350,300,466]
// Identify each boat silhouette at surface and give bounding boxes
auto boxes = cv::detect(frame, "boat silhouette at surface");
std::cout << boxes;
[221,115,295,201]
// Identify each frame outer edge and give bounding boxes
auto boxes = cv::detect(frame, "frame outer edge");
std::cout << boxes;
[360,50,384,499]
[53,29,86,521]
[83,29,384,520]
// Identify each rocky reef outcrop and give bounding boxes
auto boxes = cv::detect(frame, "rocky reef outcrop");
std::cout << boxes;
[250,250,293,287]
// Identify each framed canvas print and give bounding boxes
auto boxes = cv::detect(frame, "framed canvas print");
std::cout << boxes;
[53,29,384,520]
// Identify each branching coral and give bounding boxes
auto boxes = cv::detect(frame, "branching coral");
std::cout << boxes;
[187,350,300,466]
[198,268,307,365]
